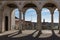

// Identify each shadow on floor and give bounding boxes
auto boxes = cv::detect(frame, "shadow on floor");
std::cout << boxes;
[0,30,60,40]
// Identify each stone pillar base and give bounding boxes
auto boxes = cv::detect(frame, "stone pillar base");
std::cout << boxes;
[39,30,42,34]
[36,29,42,34]
[18,30,22,34]
[58,30,60,34]
[35,30,42,38]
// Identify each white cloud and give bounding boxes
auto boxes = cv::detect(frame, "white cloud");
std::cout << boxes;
[43,10,49,12]
[55,8,58,11]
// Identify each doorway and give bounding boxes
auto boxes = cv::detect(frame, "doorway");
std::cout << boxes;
[5,16,8,31]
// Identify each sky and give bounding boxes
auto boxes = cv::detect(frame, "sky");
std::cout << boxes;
[14,8,59,23]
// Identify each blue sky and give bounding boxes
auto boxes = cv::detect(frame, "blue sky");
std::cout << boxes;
[14,8,59,23]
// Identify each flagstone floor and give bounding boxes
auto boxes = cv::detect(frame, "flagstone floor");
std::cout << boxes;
[0,30,60,40]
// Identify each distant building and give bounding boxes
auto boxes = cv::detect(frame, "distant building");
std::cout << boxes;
[42,19,58,30]
[23,21,34,30]
[42,19,48,29]
[15,16,35,30]
[15,18,59,30]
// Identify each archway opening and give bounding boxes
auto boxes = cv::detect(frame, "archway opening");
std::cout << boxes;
[5,16,8,31]
[42,3,57,30]
[23,3,37,8]
[3,4,20,31]
[11,8,20,30]
[53,8,59,30]
[25,8,37,30]
[41,8,51,30]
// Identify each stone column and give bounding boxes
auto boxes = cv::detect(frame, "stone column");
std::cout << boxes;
[58,10,60,34]
[49,8,54,30]
[49,8,56,34]
[32,23,34,30]
[51,13,54,30]
[23,13,25,21]
[37,9,42,34]
[23,13,25,30]
[0,8,3,33]
[50,8,55,34]
[18,10,22,34]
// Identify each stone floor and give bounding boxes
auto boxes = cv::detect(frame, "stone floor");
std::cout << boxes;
[0,30,60,40]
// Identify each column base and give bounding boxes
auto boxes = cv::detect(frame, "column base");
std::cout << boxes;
[36,30,42,34]
[35,30,42,38]
[52,30,55,34]
[18,30,22,34]
[39,30,42,34]
[58,30,60,34]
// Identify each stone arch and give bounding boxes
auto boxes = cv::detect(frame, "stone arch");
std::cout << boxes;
[23,3,37,8]
[25,8,37,19]
[40,2,59,16]
[2,2,20,15]
[21,3,39,20]
[41,2,59,9]
[2,2,20,11]
[22,3,38,12]
[22,2,38,9]
[1,2,21,31]
[23,8,38,15]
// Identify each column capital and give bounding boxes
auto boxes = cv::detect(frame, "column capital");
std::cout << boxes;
[36,9,41,15]
[19,9,23,12]
[49,8,55,15]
